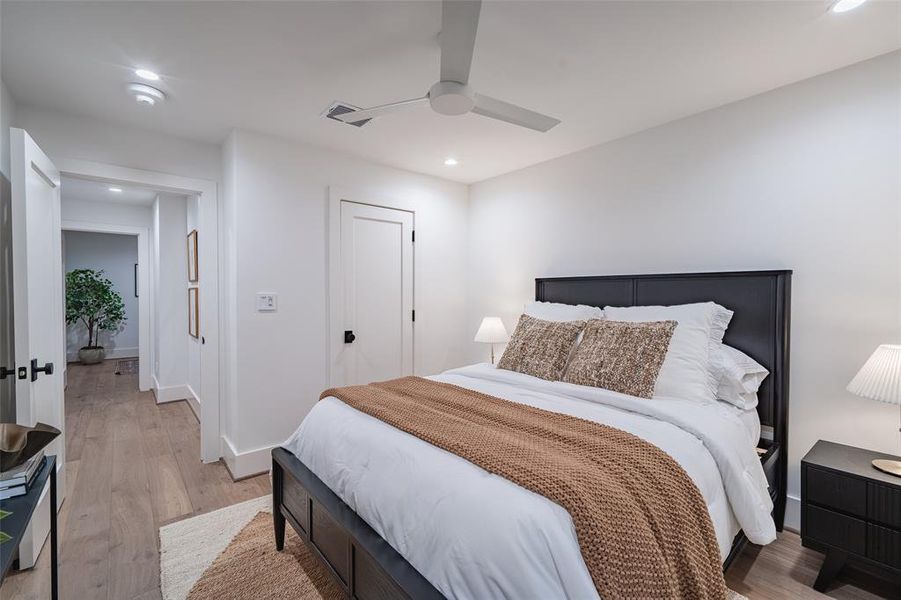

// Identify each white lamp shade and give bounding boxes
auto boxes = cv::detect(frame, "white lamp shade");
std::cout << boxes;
[474,317,509,344]
[847,344,901,405]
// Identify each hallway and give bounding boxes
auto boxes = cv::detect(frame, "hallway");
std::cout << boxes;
[1,361,269,600]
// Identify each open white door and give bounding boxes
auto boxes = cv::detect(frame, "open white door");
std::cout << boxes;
[10,128,66,568]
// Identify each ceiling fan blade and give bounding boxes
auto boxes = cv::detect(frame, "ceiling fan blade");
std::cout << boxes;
[333,96,429,124]
[440,0,481,84]
[472,94,561,132]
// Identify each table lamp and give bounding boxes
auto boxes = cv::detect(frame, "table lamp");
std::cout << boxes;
[847,344,901,477]
[474,317,509,364]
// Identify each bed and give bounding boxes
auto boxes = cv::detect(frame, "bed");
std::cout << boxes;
[272,270,791,599]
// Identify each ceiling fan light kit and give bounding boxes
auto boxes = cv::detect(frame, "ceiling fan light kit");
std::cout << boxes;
[127,82,166,105]
[328,0,560,133]
[429,81,475,115]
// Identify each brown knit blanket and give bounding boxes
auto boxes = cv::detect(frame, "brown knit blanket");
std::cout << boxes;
[320,376,728,599]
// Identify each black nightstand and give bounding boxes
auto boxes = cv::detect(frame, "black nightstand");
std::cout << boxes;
[801,440,901,592]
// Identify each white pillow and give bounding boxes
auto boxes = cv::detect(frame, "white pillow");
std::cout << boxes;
[604,302,733,402]
[524,301,603,322]
[712,344,768,409]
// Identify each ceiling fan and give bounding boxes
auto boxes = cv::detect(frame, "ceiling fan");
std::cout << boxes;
[331,0,560,132]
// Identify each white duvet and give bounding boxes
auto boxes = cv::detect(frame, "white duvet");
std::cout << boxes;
[284,363,776,600]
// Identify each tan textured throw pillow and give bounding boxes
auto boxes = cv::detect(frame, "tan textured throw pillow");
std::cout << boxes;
[563,319,677,398]
[497,315,585,381]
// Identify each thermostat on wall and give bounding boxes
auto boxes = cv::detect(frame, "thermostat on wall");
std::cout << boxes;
[256,293,278,312]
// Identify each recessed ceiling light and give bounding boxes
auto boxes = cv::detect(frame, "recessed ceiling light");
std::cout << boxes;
[109,187,123,193]
[134,68,160,81]
[127,83,166,106]
[832,0,868,13]
[444,158,459,166]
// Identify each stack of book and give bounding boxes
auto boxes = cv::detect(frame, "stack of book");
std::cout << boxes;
[0,452,44,500]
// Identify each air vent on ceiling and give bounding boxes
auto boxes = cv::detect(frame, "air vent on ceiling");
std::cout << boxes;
[323,102,371,128]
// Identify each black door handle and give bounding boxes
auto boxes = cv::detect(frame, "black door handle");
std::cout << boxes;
[344,330,356,344]
[30,359,54,382]
[0,366,15,380]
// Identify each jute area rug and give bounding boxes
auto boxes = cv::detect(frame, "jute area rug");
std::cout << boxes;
[159,496,342,600]
[160,495,748,600]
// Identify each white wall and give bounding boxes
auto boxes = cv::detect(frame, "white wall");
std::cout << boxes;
[63,231,138,359]
[151,194,189,395]
[61,193,194,398]
[61,197,154,389]
[13,105,221,181]
[61,197,153,229]
[222,129,470,471]
[467,51,901,525]
[0,79,16,179]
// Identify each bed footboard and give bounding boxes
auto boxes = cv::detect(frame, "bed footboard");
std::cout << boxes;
[272,447,445,600]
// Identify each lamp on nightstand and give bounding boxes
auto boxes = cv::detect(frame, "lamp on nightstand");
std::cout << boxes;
[847,344,901,477]
[474,317,509,365]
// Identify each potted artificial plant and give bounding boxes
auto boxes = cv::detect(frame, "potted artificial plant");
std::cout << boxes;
[65,269,126,364]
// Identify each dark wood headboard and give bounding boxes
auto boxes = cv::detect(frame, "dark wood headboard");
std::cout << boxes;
[535,270,791,530]
[535,270,790,429]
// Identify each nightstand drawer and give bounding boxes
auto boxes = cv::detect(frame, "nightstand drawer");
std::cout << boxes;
[806,466,867,518]
[868,482,901,529]
[805,505,866,555]
[867,523,901,569]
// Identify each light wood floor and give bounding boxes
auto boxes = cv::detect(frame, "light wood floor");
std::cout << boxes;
[726,533,899,599]
[1,361,270,600]
[2,362,898,599]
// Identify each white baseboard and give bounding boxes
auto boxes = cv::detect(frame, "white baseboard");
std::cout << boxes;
[221,435,273,480]
[185,385,201,421]
[67,346,139,362]
[152,375,192,404]
[784,494,800,533]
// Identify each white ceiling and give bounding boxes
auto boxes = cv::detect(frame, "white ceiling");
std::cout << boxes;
[62,175,159,206]
[3,1,899,183]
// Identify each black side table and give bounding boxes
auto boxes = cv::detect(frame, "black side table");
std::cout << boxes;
[801,441,901,592]
[0,455,58,599]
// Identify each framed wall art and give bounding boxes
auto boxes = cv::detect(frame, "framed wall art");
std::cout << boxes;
[188,287,199,338]
[187,229,199,282]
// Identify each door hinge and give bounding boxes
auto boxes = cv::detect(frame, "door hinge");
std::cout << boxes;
[412,310,415,322]
[411,230,415,243]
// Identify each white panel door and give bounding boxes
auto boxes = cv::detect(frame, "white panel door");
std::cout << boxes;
[340,201,413,384]
[10,128,66,567]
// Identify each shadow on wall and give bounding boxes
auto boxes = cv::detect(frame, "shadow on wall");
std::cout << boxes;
[66,323,128,361]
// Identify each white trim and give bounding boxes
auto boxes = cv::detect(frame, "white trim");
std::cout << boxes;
[105,347,139,359]
[66,347,139,362]
[152,375,192,404]
[61,221,151,392]
[186,384,201,421]
[57,159,221,464]
[327,186,416,387]
[220,436,273,480]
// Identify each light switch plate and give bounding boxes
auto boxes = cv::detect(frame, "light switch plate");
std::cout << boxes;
[256,293,277,312]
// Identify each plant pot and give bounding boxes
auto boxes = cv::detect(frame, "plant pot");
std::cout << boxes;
[78,347,106,364]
